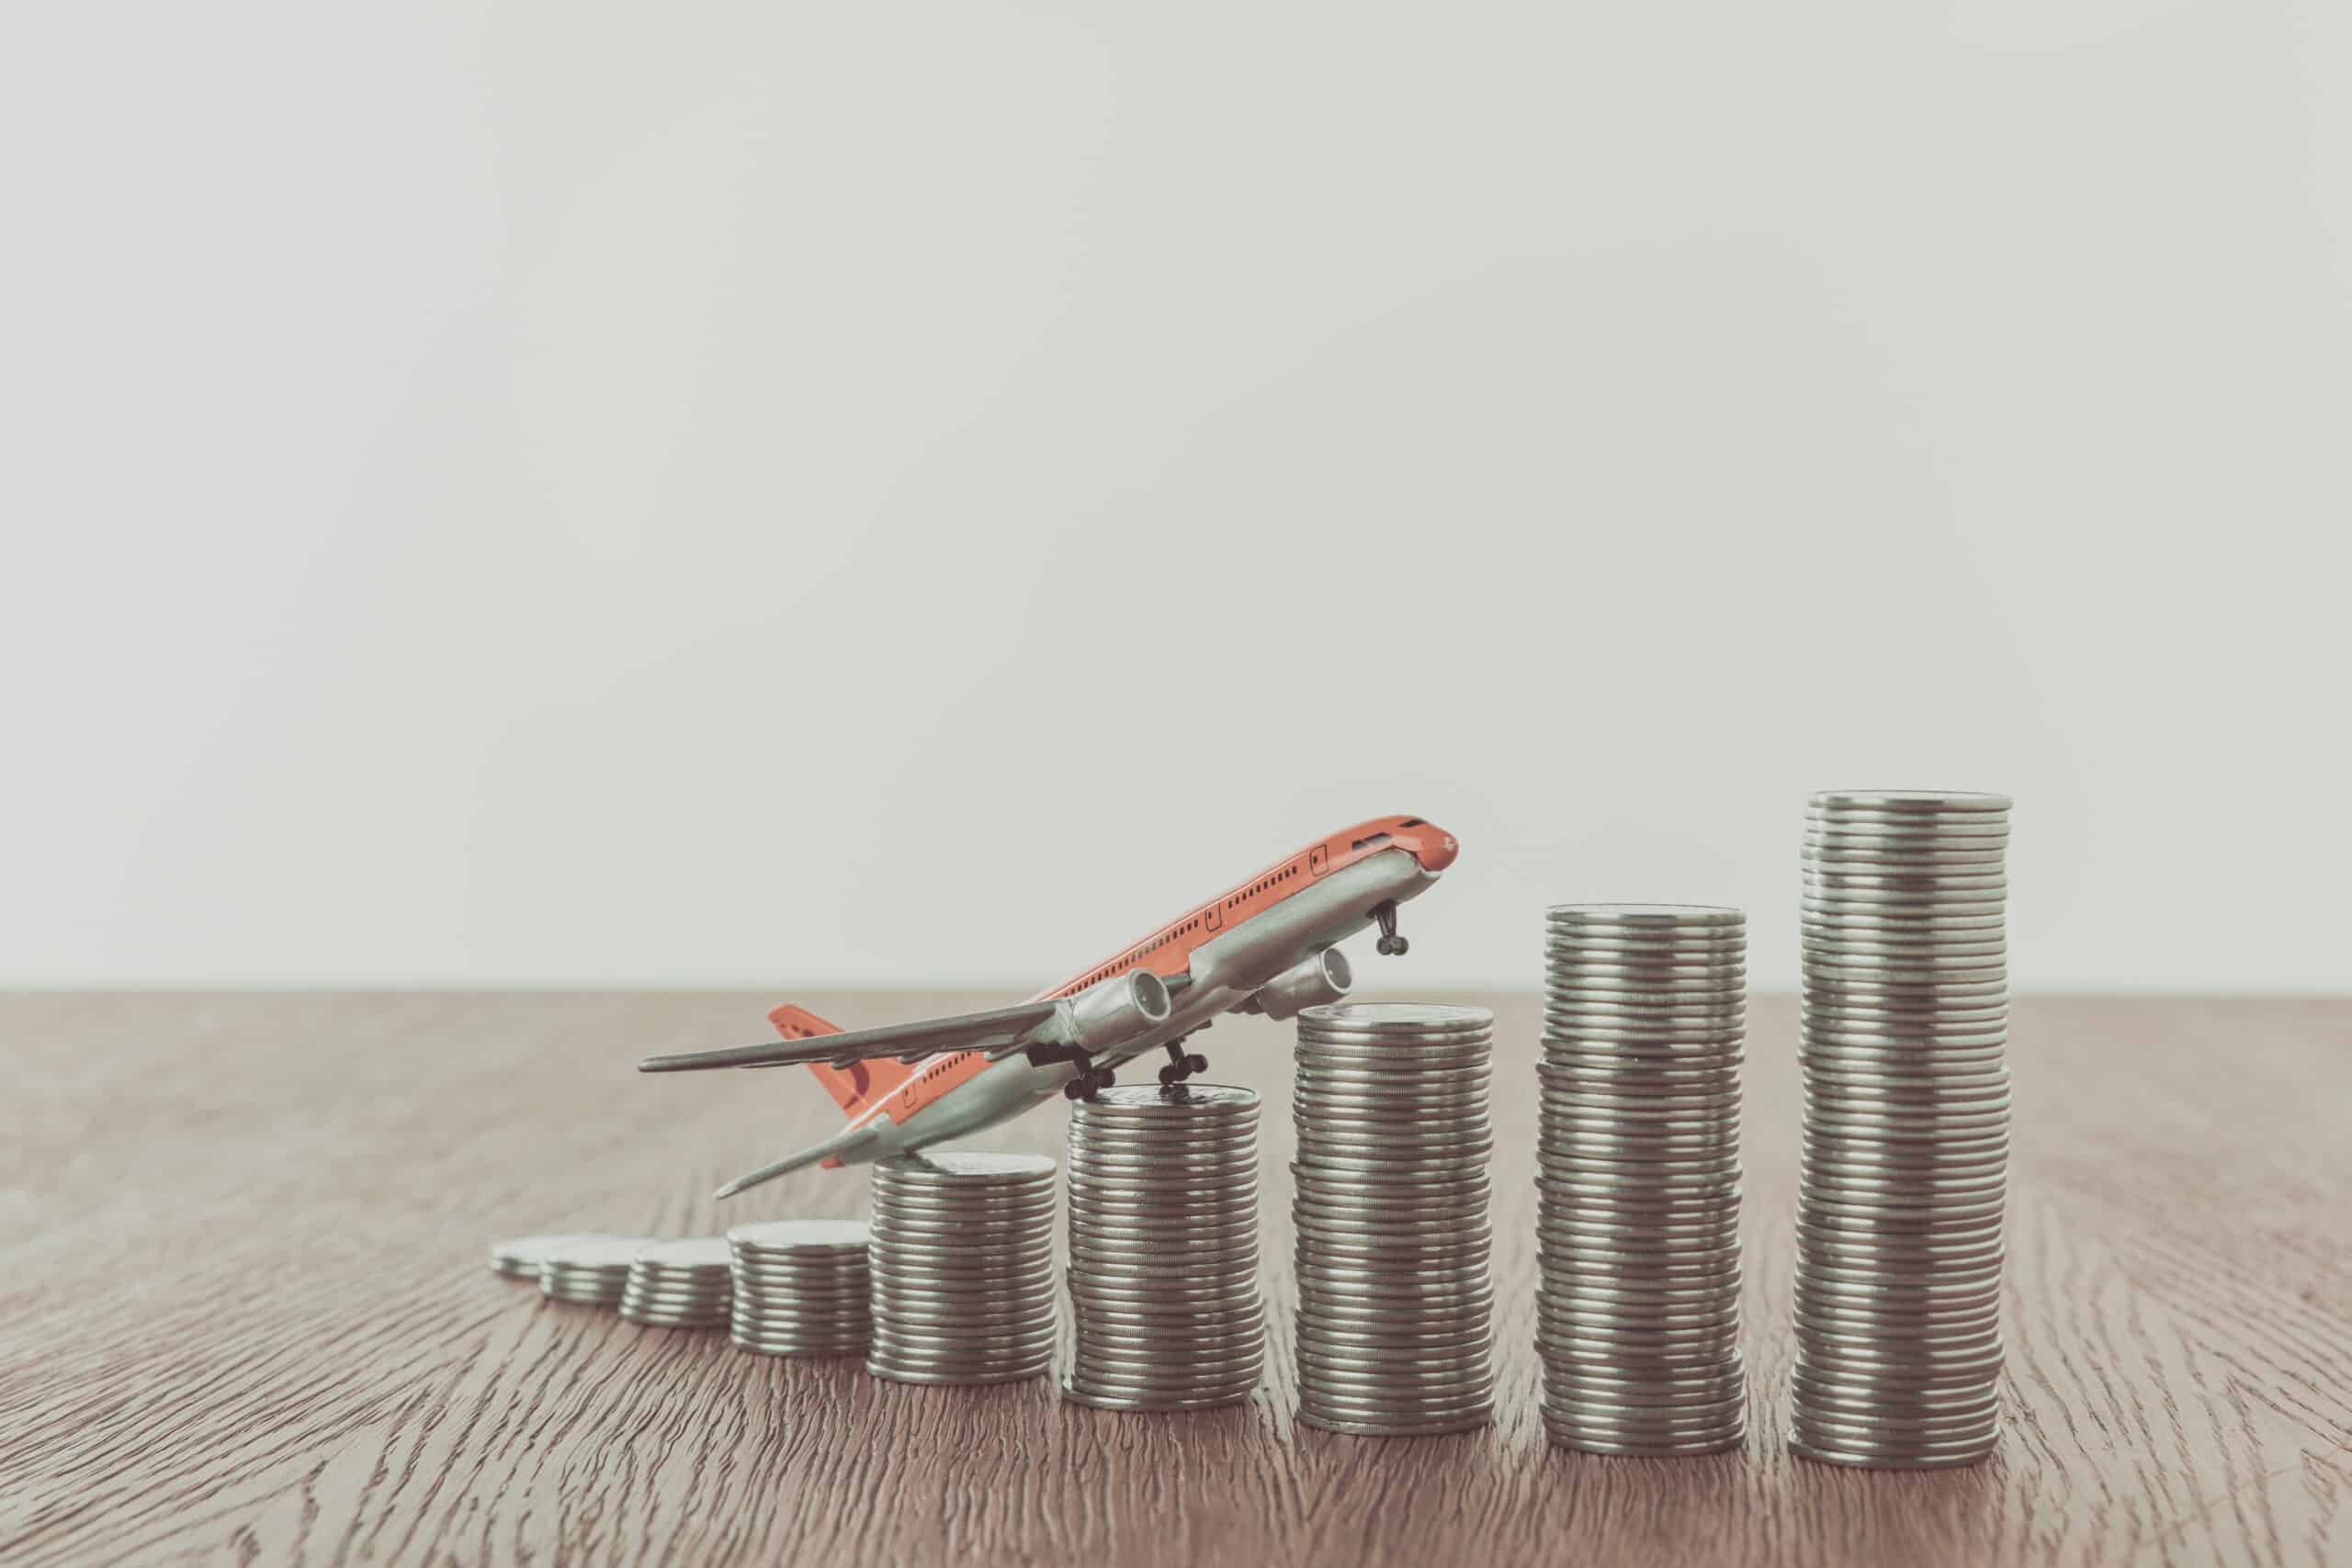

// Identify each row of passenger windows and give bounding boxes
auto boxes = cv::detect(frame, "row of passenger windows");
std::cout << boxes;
[1224,861,1301,910]
[1071,859,1302,993]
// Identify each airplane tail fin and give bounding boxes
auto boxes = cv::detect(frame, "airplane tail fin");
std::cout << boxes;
[770,1003,916,1117]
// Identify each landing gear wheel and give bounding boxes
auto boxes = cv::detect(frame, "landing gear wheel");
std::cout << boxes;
[1064,1065,1116,1101]
[1371,899,1409,957]
[1158,1041,1213,1090]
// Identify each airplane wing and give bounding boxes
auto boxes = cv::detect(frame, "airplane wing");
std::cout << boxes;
[638,999,1065,1074]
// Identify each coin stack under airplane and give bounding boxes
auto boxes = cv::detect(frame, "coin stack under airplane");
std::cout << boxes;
[491,800,2015,1470]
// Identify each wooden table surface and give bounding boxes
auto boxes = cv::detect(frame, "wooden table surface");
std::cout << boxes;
[4,991,2346,1567]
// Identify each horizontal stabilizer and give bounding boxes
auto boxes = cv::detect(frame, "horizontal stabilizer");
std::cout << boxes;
[715,1123,885,1200]
[639,998,1065,1075]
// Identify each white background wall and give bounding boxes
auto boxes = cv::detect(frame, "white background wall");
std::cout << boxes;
[5,3,2347,990]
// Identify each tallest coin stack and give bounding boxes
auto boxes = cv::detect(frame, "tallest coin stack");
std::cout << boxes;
[1792,790,2013,1468]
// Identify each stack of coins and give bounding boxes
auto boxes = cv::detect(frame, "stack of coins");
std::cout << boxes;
[1293,1003,1496,1437]
[1793,789,2013,1469]
[1537,905,1747,1455]
[1063,1085,1265,1411]
[727,1220,874,1357]
[489,1233,601,1280]
[620,1238,735,1328]
[867,1152,1057,1385]
[538,1237,650,1306]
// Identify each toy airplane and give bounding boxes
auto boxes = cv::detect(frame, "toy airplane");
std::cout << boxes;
[639,815,1459,1199]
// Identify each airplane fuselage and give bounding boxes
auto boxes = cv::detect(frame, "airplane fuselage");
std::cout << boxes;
[829,842,1444,1166]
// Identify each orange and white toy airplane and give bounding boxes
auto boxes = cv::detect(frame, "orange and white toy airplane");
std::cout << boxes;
[639,815,1459,1199]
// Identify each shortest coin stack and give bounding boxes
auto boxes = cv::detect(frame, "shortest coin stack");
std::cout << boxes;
[538,1237,651,1306]
[491,1233,604,1280]
[868,1152,1058,1385]
[727,1220,874,1357]
[621,1238,736,1328]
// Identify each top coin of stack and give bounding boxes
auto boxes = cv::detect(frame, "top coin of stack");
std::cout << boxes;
[1293,1002,1498,1438]
[621,1237,735,1328]
[1063,1084,1265,1412]
[1792,789,2013,1470]
[538,1236,653,1306]
[727,1219,873,1357]
[489,1233,605,1280]
[867,1151,1058,1385]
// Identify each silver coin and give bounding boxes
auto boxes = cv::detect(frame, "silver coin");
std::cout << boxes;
[1295,1280,1497,1315]
[1069,1207,1260,1237]
[865,1253,1057,1285]
[865,1292,1057,1325]
[1295,1342,1493,1374]
[1299,998,1494,1029]
[1062,1167,1253,1195]
[865,1359,1050,1386]
[1075,1081,1258,1111]
[876,1150,1057,1182]
[729,1266,872,1288]
[1066,1271,1262,1304]
[731,1287,875,1310]
[729,1292,872,1314]
[1296,1390,1497,1425]
[870,1181,1057,1207]
[727,1218,870,1251]
[1296,1409,1494,1438]
[1541,1427,1741,1457]
[1072,1316,1265,1348]
[1297,1377,1498,1416]
[1066,1153,1258,1178]
[1295,1269,1493,1301]
[1071,1355,1266,1391]
[866,1277,1057,1311]
[620,1276,735,1295]
[1547,901,1745,924]
[1542,973,1748,999]
[869,1314,1060,1348]
[733,1339,869,1359]
[1543,1369,1746,1405]
[489,1233,619,1276]
[1059,1380,1256,1412]
[731,1317,875,1340]
[1291,1124,1493,1156]
[1803,839,2008,864]
[866,1199,1056,1224]
[1065,1357,1266,1391]
[1539,1391,1747,1427]
[1069,1112,1260,1139]
[1292,1060,1495,1088]
[1808,790,2011,816]
[1544,957,1748,981]
[541,1236,659,1268]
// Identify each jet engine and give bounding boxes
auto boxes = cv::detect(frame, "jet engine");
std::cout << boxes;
[1248,947,1354,1021]
[1065,968,1174,1049]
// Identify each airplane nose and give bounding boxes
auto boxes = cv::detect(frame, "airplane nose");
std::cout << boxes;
[1416,829,1459,872]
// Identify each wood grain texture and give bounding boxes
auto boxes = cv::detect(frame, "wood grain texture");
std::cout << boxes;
[2,991,2346,1567]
